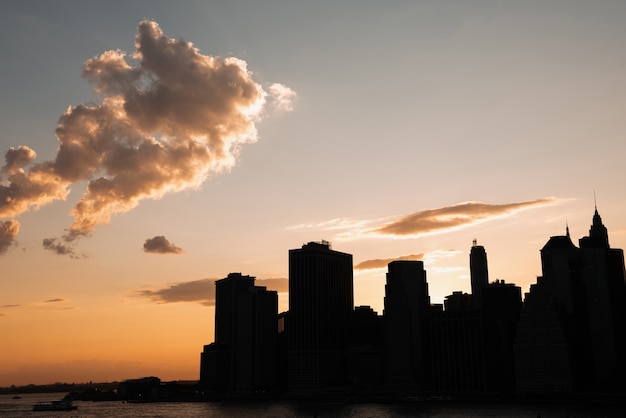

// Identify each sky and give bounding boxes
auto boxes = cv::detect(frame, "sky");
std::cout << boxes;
[1,0,626,386]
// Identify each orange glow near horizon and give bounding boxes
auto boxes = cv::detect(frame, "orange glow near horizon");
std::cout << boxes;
[2,3,626,388]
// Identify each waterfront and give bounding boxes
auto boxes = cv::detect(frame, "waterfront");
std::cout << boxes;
[1,393,624,417]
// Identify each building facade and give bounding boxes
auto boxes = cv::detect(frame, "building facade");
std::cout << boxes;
[514,209,626,392]
[383,260,431,390]
[288,241,354,391]
[200,273,278,392]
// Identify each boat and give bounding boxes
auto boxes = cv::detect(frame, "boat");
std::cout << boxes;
[32,398,78,411]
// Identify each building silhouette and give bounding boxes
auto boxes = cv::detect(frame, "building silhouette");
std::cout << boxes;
[430,302,486,392]
[287,241,353,391]
[470,240,489,309]
[383,260,431,391]
[200,273,278,392]
[578,208,626,389]
[481,280,522,392]
[197,207,625,398]
[514,208,626,392]
[348,306,383,390]
[431,243,521,394]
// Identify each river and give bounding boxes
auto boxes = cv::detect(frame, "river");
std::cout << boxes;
[1,392,623,417]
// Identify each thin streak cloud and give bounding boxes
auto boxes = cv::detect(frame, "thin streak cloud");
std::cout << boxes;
[134,277,288,307]
[355,253,425,270]
[334,198,557,241]
[375,199,556,237]
[355,249,461,271]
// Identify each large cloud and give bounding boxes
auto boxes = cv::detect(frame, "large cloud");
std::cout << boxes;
[135,277,289,307]
[143,236,184,254]
[0,20,294,256]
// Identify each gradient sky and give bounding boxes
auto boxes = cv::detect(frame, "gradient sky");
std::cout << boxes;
[1,1,626,386]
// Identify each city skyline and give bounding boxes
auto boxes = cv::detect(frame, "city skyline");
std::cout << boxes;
[2,1,626,386]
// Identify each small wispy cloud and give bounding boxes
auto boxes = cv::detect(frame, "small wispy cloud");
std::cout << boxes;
[422,249,462,264]
[143,235,184,254]
[286,217,374,232]
[355,253,425,270]
[44,298,67,303]
[428,266,465,274]
[134,277,289,307]
[42,238,87,259]
[355,249,461,271]
[269,83,297,112]
[0,220,20,254]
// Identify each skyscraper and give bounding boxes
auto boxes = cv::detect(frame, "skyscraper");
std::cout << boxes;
[200,273,278,392]
[470,240,489,309]
[288,241,353,391]
[515,207,626,392]
[578,207,626,388]
[383,260,431,390]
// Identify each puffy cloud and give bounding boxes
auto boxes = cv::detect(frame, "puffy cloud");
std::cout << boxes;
[1,146,37,174]
[143,235,184,254]
[0,162,70,220]
[355,253,425,270]
[0,220,20,254]
[269,83,297,112]
[0,20,293,255]
[135,277,288,306]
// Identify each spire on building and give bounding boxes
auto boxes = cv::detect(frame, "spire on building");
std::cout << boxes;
[579,204,610,249]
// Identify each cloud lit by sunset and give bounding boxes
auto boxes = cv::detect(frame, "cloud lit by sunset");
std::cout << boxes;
[135,277,289,306]
[373,199,556,238]
[143,235,184,254]
[0,20,294,257]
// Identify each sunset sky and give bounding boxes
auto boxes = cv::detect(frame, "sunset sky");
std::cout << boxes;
[1,1,626,386]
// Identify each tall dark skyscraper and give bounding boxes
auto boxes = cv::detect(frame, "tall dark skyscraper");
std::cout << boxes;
[383,260,431,390]
[288,241,353,391]
[514,207,626,392]
[578,207,626,388]
[214,273,255,348]
[470,240,489,308]
[200,273,278,392]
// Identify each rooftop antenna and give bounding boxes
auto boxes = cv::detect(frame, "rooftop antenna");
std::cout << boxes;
[594,190,597,210]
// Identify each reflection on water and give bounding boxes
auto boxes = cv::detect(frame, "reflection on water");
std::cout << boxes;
[0,393,623,418]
